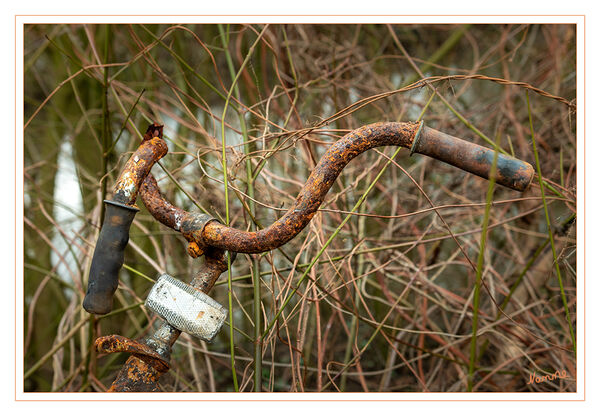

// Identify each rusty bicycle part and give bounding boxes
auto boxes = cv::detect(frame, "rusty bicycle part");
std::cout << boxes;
[83,124,168,314]
[95,248,229,392]
[85,121,534,313]
[140,121,534,254]
[84,121,534,391]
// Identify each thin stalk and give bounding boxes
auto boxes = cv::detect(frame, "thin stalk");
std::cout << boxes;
[526,91,576,356]
[403,24,472,85]
[319,270,427,391]
[66,66,101,151]
[100,24,111,225]
[214,198,557,288]
[262,144,407,339]
[507,134,516,157]
[499,237,552,314]
[281,26,300,128]
[220,25,269,392]
[340,201,367,391]
[249,27,303,183]
[338,92,435,391]
[122,263,155,283]
[108,85,214,217]
[23,264,77,292]
[467,134,499,391]
[105,88,145,154]
[85,24,111,390]
[157,161,213,217]
[560,146,565,187]
[24,300,143,382]
[24,316,91,380]
[218,24,263,391]
[109,86,143,140]
[25,25,62,73]
[476,236,551,362]
[251,250,261,392]
[137,24,226,100]
[541,179,567,199]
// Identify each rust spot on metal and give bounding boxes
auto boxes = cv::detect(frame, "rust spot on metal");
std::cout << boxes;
[113,124,168,206]
[107,356,164,392]
[140,174,188,231]
[109,214,125,225]
[96,334,171,392]
[200,122,422,253]
[187,241,204,258]
[95,334,169,373]
[189,248,230,292]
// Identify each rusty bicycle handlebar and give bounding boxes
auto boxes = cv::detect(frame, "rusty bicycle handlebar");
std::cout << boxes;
[140,121,533,254]
[84,120,533,315]
[82,120,534,391]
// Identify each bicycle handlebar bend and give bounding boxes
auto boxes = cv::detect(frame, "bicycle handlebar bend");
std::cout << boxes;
[141,121,533,254]
[84,121,534,314]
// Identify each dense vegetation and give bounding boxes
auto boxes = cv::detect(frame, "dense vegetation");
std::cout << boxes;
[24,24,576,392]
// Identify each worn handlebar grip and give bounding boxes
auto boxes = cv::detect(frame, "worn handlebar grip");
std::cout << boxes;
[83,201,139,314]
[413,126,534,192]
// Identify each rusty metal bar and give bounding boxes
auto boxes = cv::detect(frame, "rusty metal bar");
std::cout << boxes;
[413,126,534,192]
[140,121,534,254]
[112,123,168,205]
[83,123,168,315]
[140,122,421,253]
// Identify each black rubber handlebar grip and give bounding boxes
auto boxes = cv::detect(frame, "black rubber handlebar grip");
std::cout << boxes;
[83,200,139,314]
